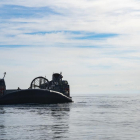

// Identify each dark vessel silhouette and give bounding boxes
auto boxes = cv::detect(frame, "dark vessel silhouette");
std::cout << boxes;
[0,72,72,105]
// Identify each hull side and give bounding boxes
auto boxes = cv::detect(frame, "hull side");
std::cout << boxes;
[0,89,72,105]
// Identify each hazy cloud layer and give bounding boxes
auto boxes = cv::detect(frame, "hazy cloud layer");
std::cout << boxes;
[0,0,140,94]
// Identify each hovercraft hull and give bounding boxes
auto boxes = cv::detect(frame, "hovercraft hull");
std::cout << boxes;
[0,89,72,105]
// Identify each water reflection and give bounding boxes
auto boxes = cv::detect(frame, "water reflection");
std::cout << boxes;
[50,104,70,139]
[0,107,5,138]
[0,103,71,140]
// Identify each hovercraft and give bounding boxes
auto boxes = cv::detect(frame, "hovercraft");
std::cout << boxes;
[0,72,72,105]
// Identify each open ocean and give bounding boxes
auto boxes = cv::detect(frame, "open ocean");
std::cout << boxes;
[0,94,140,140]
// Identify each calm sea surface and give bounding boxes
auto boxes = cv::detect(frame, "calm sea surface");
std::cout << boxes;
[0,94,140,140]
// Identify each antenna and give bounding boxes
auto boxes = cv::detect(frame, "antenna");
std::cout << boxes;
[3,72,6,79]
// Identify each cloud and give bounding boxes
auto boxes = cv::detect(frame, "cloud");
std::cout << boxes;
[0,46,140,94]
[0,0,140,94]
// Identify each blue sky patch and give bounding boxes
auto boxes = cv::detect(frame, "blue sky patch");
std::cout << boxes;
[24,31,118,40]
[24,31,83,35]
[74,33,118,40]
[0,5,60,19]
[0,45,28,48]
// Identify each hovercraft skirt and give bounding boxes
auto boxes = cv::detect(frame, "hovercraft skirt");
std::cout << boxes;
[0,89,72,105]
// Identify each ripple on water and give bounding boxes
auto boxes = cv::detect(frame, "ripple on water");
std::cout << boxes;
[0,94,140,140]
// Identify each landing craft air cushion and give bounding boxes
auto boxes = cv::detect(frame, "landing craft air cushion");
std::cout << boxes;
[0,72,72,105]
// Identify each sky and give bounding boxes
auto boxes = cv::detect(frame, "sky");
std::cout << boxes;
[0,0,140,94]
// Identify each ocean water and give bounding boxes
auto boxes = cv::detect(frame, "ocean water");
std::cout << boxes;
[0,94,140,140]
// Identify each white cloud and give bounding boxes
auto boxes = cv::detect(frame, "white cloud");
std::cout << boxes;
[0,0,140,94]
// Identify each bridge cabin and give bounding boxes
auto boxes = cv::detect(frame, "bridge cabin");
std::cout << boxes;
[49,73,70,97]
